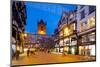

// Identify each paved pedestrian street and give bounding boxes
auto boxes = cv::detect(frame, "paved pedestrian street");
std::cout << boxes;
[12,52,95,66]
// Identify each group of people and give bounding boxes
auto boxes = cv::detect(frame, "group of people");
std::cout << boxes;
[27,48,35,56]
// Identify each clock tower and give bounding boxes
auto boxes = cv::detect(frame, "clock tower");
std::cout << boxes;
[38,19,46,35]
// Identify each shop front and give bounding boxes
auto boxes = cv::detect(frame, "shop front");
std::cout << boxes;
[59,47,63,53]
[63,37,70,54]
[59,39,64,53]
[62,36,78,55]
[79,32,96,56]
[54,43,60,53]
[69,35,78,55]
[79,45,95,56]
[69,46,77,55]
[63,46,69,54]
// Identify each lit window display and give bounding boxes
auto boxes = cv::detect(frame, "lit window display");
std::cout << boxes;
[89,45,95,56]
[79,45,95,56]
[79,46,84,55]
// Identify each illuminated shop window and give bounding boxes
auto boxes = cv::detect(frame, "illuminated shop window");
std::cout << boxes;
[71,47,75,54]
[89,45,95,56]
[79,46,84,55]
[79,45,95,56]
[87,45,95,56]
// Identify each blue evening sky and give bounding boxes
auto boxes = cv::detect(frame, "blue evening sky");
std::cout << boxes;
[25,2,77,35]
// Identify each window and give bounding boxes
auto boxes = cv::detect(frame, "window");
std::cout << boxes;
[71,41,77,45]
[80,21,87,32]
[80,10,85,19]
[41,26,43,31]
[70,23,76,31]
[88,17,95,28]
[64,27,69,36]
[64,38,69,45]
[89,45,95,56]
[89,6,95,14]
[81,35,89,43]
[88,32,95,41]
